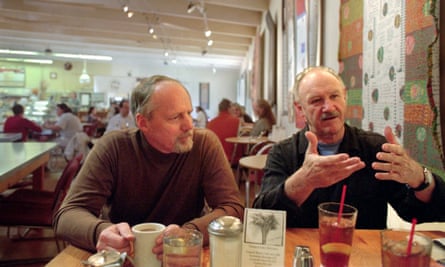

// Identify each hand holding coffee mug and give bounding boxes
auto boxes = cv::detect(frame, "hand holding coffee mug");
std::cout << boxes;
[131,223,166,267]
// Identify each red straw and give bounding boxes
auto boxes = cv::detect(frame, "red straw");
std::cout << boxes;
[337,185,347,224]
[406,218,417,256]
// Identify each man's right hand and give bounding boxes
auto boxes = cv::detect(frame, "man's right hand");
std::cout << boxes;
[284,131,366,205]
[96,222,135,254]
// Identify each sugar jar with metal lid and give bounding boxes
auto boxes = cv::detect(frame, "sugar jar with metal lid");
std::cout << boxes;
[82,250,126,267]
[208,215,243,267]
[293,245,313,267]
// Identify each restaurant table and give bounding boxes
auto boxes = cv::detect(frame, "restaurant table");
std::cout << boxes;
[239,154,267,171]
[0,142,58,192]
[0,132,22,142]
[32,129,55,142]
[46,228,445,267]
[238,154,267,207]
[225,136,270,146]
[225,136,269,164]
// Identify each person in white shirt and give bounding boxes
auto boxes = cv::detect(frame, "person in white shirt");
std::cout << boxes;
[44,103,82,148]
[105,99,136,134]
[194,106,208,128]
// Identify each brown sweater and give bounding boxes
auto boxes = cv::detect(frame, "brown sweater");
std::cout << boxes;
[53,128,244,251]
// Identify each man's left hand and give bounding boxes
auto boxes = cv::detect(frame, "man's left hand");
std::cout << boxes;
[372,126,424,187]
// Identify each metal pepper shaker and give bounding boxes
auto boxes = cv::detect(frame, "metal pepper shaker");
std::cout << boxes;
[208,216,243,267]
[293,246,313,267]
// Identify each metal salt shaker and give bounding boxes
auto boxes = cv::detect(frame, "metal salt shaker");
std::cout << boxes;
[208,215,243,267]
[293,246,313,267]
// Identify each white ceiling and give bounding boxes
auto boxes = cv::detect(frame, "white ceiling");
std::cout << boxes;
[0,0,269,69]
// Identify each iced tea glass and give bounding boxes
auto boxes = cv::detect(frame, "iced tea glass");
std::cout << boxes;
[318,202,358,267]
[381,229,432,267]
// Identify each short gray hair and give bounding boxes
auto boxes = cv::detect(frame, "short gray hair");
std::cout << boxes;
[292,66,345,102]
[130,75,186,118]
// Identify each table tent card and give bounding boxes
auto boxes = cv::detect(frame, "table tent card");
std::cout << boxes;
[241,208,286,267]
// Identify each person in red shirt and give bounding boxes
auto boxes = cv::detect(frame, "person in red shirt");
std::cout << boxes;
[207,98,242,166]
[4,104,42,141]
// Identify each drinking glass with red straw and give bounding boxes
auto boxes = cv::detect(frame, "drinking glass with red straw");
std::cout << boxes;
[337,184,347,224]
[406,218,417,256]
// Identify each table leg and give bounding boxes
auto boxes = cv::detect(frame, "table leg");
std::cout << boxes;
[230,143,238,165]
[32,165,45,190]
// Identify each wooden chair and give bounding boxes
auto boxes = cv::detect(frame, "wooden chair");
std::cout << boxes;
[0,153,83,251]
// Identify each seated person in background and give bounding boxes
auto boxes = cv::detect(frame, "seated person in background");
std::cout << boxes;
[253,66,445,229]
[43,103,82,148]
[231,102,253,125]
[250,99,276,136]
[4,104,42,141]
[207,98,241,164]
[53,75,244,257]
[67,92,80,115]
[87,106,106,136]
[193,106,208,128]
[106,101,119,122]
[104,99,136,134]
[87,106,102,124]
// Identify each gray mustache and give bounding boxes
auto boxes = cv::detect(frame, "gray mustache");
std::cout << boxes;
[320,111,340,120]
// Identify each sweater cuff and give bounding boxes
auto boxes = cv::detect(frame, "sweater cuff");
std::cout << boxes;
[93,221,113,248]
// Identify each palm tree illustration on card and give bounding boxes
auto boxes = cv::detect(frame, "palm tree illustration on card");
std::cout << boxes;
[244,209,286,246]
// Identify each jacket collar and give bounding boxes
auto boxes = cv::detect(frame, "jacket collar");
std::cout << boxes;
[296,124,361,156]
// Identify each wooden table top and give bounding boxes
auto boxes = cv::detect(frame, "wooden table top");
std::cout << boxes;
[239,154,267,170]
[0,142,57,191]
[46,228,445,267]
[0,132,22,142]
[225,136,269,145]
[285,229,445,267]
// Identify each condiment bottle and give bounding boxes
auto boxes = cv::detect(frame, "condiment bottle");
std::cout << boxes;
[208,216,243,267]
[293,246,313,267]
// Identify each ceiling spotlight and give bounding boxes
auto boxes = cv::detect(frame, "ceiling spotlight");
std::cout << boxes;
[122,5,129,13]
[127,11,134,18]
[171,58,177,64]
[148,27,155,34]
[164,51,169,57]
[152,34,158,40]
[205,29,212,37]
[207,39,213,46]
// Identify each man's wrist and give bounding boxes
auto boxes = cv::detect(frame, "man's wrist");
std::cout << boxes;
[409,167,433,192]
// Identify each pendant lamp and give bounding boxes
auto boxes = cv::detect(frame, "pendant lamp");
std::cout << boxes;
[79,59,91,84]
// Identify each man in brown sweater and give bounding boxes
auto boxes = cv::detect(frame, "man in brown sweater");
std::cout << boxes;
[53,75,244,259]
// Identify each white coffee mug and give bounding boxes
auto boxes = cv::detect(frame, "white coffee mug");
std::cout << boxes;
[131,222,166,267]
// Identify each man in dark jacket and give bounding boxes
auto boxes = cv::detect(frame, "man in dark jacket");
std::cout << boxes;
[254,66,445,229]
